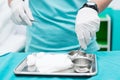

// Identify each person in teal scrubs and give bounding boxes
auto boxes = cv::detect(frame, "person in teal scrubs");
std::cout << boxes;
[8,0,112,53]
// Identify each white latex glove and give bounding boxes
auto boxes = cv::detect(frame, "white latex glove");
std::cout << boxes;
[10,0,34,26]
[75,7,100,50]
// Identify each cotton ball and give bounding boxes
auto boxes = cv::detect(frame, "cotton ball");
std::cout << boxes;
[27,54,36,66]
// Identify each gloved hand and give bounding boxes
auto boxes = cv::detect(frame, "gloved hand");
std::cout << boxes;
[10,0,34,26]
[75,7,100,50]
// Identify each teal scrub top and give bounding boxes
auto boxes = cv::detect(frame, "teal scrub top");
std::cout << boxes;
[26,0,99,53]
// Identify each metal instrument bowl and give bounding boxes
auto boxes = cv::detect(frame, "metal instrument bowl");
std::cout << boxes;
[72,57,93,73]
[68,50,94,73]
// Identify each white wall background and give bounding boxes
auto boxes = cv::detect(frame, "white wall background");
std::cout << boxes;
[87,0,120,10]
[108,0,120,10]
[0,0,26,55]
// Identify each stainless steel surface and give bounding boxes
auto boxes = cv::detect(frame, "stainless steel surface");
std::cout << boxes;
[68,50,87,60]
[14,53,97,76]
[68,50,94,73]
[72,58,93,73]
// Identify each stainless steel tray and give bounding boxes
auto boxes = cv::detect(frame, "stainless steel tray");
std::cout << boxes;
[14,54,97,76]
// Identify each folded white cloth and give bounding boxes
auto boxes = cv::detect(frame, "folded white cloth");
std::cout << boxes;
[26,52,45,67]
[35,53,73,73]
